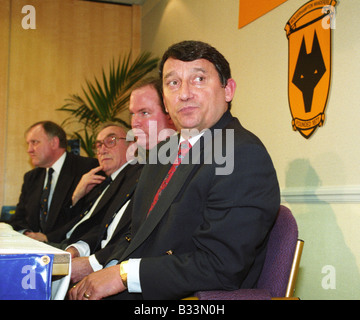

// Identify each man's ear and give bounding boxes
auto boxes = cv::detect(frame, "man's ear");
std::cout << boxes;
[166,113,174,126]
[163,93,169,114]
[51,136,60,150]
[224,78,236,103]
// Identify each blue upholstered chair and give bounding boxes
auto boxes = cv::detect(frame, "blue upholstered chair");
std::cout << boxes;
[193,205,304,300]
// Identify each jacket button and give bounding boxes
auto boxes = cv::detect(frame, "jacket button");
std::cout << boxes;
[166,250,173,255]
[125,236,131,242]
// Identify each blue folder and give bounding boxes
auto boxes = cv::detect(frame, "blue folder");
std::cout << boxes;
[0,254,54,300]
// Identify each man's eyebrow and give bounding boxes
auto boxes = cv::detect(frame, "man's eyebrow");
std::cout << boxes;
[164,67,207,80]
[97,133,116,140]
[106,133,117,137]
[192,67,207,74]
[163,71,176,80]
[137,108,149,113]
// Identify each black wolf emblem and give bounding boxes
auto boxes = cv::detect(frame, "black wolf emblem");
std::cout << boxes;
[292,31,326,113]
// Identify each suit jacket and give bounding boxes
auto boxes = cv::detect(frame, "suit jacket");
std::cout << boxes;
[81,194,135,267]
[53,162,143,250]
[109,110,280,300]
[10,152,98,242]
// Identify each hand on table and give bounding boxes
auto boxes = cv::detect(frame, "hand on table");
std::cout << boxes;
[68,265,126,300]
[24,231,48,242]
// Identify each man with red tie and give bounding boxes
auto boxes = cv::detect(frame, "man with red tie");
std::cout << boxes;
[69,41,280,300]
[65,77,176,283]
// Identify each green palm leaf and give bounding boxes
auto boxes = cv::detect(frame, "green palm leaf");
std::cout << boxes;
[58,51,159,156]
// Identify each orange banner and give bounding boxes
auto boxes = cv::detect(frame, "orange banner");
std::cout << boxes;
[239,0,288,29]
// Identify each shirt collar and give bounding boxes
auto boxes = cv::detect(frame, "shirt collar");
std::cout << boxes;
[179,131,204,147]
[50,152,66,174]
[110,160,131,180]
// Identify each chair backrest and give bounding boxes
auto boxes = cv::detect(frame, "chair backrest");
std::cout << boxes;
[1,206,16,222]
[256,205,299,297]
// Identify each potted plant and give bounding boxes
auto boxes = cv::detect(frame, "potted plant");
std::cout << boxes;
[58,51,159,157]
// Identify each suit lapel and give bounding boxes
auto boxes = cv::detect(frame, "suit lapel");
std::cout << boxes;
[89,173,125,218]
[121,143,202,260]
[121,111,235,260]
[93,164,141,250]
[31,169,46,228]
[101,164,141,227]
[130,161,171,234]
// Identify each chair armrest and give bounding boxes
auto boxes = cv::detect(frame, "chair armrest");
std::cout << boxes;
[194,289,271,300]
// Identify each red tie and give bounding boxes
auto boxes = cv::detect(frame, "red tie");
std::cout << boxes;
[147,140,191,216]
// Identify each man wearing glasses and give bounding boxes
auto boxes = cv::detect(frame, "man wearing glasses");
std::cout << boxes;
[55,78,176,283]
[49,123,142,247]
[68,41,279,301]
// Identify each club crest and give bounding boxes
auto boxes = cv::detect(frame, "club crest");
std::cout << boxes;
[285,0,337,138]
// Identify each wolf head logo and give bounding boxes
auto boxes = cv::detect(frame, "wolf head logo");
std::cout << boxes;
[285,0,336,139]
[292,31,326,113]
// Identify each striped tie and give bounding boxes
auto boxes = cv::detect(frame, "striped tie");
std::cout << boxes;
[147,140,191,216]
[40,167,54,231]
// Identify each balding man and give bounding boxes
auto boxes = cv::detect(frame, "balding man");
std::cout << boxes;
[9,121,98,242]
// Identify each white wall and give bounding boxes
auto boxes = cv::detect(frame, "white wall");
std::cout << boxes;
[142,0,360,299]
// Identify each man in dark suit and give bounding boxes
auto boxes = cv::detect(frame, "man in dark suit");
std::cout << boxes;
[69,41,280,300]
[65,78,177,283]
[49,123,142,272]
[9,121,98,243]
[48,122,139,245]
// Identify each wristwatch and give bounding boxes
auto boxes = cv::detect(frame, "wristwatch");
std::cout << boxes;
[119,260,129,288]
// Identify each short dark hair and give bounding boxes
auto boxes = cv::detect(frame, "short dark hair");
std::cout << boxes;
[159,40,232,87]
[97,121,128,133]
[27,121,67,149]
[132,76,166,114]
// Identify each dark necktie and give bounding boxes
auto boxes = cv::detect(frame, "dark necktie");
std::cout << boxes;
[40,167,54,231]
[81,176,112,218]
[147,140,191,216]
[66,175,113,241]
[98,176,113,194]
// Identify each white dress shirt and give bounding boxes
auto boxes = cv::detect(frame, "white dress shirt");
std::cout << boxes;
[46,152,67,213]
[19,152,66,234]
[67,161,132,269]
